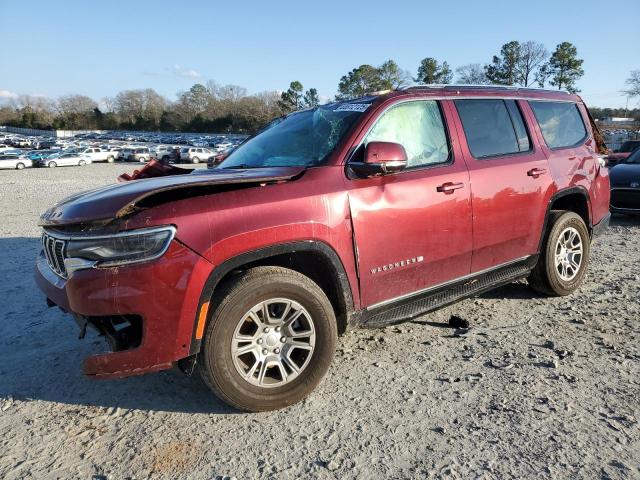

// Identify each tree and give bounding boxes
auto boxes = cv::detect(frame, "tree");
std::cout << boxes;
[336,65,385,100]
[516,41,548,87]
[303,88,319,108]
[485,41,521,85]
[56,94,98,129]
[623,70,640,101]
[278,81,304,113]
[455,64,489,84]
[378,59,411,89]
[545,42,584,93]
[415,58,453,84]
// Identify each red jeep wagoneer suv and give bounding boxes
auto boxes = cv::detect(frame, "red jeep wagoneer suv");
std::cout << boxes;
[36,85,610,411]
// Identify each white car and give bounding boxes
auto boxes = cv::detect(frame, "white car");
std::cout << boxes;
[44,152,92,168]
[0,156,32,170]
[78,147,118,163]
[180,147,215,163]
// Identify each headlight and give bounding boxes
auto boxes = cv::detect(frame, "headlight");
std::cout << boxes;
[66,226,176,267]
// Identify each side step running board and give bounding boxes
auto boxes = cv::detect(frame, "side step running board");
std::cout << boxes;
[358,257,537,328]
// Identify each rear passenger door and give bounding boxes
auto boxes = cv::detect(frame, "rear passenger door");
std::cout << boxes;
[453,98,553,273]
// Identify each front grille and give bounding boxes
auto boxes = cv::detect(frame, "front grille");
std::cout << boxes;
[611,189,640,210]
[42,232,67,278]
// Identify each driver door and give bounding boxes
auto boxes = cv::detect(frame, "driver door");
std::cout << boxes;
[346,100,472,307]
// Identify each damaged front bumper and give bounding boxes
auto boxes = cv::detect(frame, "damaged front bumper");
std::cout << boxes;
[34,240,214,378]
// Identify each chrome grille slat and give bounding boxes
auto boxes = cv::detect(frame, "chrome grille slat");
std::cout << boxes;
[42,232,68,278]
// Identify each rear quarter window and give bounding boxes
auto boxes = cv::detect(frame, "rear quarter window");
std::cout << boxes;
[529,101,587,149]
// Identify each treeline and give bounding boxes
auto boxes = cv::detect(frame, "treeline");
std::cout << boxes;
[1,41,638,133]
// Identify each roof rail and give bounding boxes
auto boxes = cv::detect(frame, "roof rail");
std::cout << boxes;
[401,84,570,95]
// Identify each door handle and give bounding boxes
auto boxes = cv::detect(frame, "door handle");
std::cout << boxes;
[436,182,464,193]
[527,168,547,178]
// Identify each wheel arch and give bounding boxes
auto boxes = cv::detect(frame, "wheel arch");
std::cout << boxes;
[188,240,355,356]
[538,187,592,252]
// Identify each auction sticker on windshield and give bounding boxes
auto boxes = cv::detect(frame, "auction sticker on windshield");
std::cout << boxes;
[334,103,371,112]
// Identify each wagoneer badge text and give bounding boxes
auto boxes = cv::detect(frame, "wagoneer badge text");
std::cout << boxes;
[371,256,424,275]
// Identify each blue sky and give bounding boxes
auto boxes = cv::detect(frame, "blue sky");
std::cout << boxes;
[1,0,637,108]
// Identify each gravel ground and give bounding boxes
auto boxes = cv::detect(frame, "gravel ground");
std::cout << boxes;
[0,164,638,479]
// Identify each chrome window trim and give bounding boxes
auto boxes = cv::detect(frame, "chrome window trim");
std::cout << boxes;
[367,255,532,310]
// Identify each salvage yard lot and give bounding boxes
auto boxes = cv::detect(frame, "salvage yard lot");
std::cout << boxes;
[0,165,638,479]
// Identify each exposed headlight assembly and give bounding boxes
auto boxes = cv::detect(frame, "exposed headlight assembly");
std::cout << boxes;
[65,225,176,270]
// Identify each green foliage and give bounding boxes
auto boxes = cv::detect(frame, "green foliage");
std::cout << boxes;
[278,81,304,113]
[336,64,386,100]
[303,88,319,108]
[485,41,521,85]
[545,42,584,93]
[416,58,453,84]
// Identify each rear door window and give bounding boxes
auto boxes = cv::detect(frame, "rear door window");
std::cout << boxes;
[529,101,587,149]
[454,99,531,159]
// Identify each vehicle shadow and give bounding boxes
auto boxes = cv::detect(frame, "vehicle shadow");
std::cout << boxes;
[610,213,640,228]
[0,236,237,414]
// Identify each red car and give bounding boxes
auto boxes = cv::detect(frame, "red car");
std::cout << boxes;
[35,86,610,411]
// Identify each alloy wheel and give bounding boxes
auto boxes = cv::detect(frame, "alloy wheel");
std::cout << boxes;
[231,298,316,388]
[554,226,583,281]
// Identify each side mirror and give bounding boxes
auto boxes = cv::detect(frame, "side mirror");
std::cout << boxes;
[350,141,408,178]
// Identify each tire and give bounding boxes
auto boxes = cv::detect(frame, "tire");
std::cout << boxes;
[198,266,337,412]
[78,160,86,166]
[48,161,57,168]
[191,156,200,164]
[528,210,590,296]
[16,163,25,170]
[161,155,170,161]
[106,155,114,163]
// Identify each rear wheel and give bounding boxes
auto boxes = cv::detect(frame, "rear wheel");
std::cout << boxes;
[16,162,25,170]
[191,156,200,164]
[198,266,337,412]
[48,161,57,168]
[528,211,590,296]
[78,159,86,166]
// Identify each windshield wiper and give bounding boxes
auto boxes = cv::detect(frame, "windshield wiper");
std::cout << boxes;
[221,164,258,169]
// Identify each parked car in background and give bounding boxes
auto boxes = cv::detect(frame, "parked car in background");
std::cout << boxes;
[607,140,640,166]
[127,147,151,162]
[0,155,32,170]
[180,146,215,163]
[43,152,91,168]
[78,147,118,163]
[609,146,640,215]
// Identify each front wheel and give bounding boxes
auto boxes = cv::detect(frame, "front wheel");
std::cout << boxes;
[106,155,114,163]
[191,156,200,164]
[16,162,25,170]
[198,266,337,412]
[78,159,86,166]
[48,161,57,168]
[528,211,590,296]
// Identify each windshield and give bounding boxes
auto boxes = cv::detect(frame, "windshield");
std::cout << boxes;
[624,148,640,164]
[619,141,640,153]
[219,104,368,169]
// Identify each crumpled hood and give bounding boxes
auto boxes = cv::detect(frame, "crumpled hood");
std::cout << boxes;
[39,166,305,227]
[609,163,640,187]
